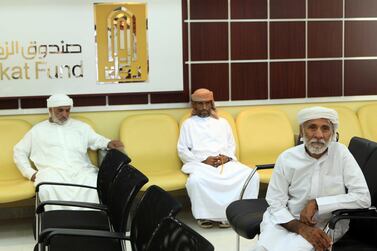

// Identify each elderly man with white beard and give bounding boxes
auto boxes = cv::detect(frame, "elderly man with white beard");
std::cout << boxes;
[14,94,124,210]
[252,106,371,251]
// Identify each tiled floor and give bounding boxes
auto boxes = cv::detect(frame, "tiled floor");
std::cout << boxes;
[0,207,258,251]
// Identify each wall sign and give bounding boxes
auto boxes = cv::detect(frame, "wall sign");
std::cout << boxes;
[0,0,183,97]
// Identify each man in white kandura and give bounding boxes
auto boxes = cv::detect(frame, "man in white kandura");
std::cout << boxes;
[253,106,371,251]
[14,94,124,210]
[178,88,260,228]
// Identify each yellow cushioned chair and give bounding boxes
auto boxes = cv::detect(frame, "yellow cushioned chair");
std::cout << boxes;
[0,119,35,203]
[71,116,99,167]
[120,114,187,191]
[325,106,363,146]
[179,109,239,159]
[236,108,295,183]
[358,104,377,142]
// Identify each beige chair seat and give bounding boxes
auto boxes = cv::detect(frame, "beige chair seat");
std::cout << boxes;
[358,104,377,142]
[0,119,35,203]
[120,113,187,191]
[146,171,188,191]
[236,108,295,184]
[325,106,363,146]
[0,179,35,203]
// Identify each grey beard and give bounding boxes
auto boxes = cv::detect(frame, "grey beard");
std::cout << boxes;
[303,137,330,155]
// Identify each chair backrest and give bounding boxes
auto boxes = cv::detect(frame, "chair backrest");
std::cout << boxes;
[325,106,363,146]
[107,164,148,233]
[0,119,32,181]
[348,137,377,170]
[358,104,377,142]
[96,149,132,204]
[119,114,181,182]
[361,148,377,206]
[180,109,240,159]
[236,108,295,166]
[146,217,214,251]
[130,185,182,251]
[348,141,377,243]
[71,116,99,166]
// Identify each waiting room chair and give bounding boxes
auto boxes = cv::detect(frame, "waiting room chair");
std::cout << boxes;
[0,119,35,203]
[35,150,141,239]
[180,109,240,158]
[327,138,377,251]
[120,113,187,191]
[145,217,214,251]
[226,165,269,251]
[36,185,181,251]
[348,137,377,169]
[129,185,182,251]
[358,104,377,142]
[236,108,295,183]
[36,163,149,251]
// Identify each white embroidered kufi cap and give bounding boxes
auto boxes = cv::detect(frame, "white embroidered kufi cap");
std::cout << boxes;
[297,106,339,130]
[47,94,73,108]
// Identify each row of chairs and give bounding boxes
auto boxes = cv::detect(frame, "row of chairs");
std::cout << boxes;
[34,149,214,251]
[1,103,376,205]
[120,104,377,188]
[226,136,377,251]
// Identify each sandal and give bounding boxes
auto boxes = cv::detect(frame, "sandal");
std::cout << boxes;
[218,221,231,228]
[197,219,213,228]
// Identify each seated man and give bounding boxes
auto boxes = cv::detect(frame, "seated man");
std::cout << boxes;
[178,88,260,228]
[253,106,371,251]
[14,94,124,210]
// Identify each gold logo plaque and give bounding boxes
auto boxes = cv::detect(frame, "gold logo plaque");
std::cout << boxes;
[94,3,148,83]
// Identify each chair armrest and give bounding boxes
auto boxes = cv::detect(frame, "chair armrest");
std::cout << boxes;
[239,164,274,199]
[38,228,130,245]
[36,200,108,214]
[328,207,377,229]
[256,164,274,170]
[239,167,258,199]
[36,182,96,192]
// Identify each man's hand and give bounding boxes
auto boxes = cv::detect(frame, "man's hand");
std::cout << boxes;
[300,199,318,226]
[202,155,231,167]
[298,224,332,251]
[107,140,124,150]
[282,220,332,251]
[219,154,231,164]
[202,156,221,167]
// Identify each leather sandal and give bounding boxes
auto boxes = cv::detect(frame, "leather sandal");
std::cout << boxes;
[197,219,213,228]
[218,221,231,228]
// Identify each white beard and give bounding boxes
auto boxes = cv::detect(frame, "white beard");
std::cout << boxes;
[49,112,68,125]
[303,137,330,155]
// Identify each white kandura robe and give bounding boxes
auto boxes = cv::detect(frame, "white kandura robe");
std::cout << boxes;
[14,119,111,210]
[178,116,260,221]
[255,142,371,251]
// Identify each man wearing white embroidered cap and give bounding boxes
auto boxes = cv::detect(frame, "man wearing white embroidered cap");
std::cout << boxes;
[14,94,124,210]
[252,106,370,251]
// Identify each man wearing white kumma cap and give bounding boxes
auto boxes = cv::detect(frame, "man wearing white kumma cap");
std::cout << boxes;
[14,94,124,210]
[252,106,370,251]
